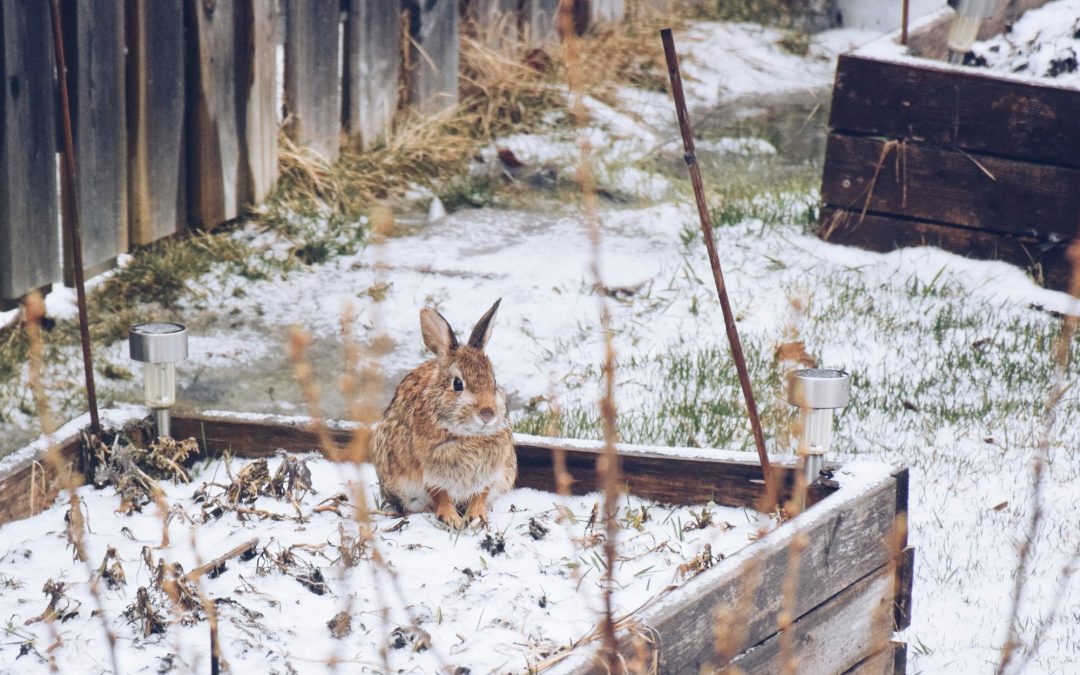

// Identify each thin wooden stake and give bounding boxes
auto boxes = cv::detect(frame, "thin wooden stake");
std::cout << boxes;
[48,0,99,435]
[660,28,774,500]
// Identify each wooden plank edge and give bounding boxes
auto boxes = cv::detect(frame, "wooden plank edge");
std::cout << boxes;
[554,467,900,673]
[894,546,916,631]
[841,640,908,675]
[728,563,896,674]
[817,206,1076,292]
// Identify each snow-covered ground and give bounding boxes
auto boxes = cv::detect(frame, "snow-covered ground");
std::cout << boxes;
[0,447,778,673]
[3,15,1080,674]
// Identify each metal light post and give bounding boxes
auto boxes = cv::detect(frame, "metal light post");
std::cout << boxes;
[787,368,851,485]
[129,323,188,439]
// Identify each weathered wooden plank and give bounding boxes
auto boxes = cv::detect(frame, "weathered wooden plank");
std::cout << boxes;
[588,0,625,26]
[522,0,561,45]
[342,0,401,149]
[167,411,833,509]
[464,0,518,48]
[643,475,899,673]
[188,0,279,230]
[841,643,901,675]
[284,0,341,162]
[894,545,915,631]
[819,206,1077,292]
[905,0,1050,61]
[729,565,895,674]
[59,0,127,281]
[821,133,1080,242]
[3,409,835,524]
[404,0,459,115]
[0,431,83,526]
[565,468,902,673]
[0,0,59,306]
[829,54,1080,171]
[126,0,186,246]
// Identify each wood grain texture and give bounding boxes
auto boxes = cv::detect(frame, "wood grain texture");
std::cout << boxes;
[464,0,518,47]
[830,54,1080,170]
[0,432,83,526]
[188,0,279,230]
[821,134,1080,243]
[0,0,59,304]
[404,0,459,115]
[60,0,127,282]
[284,0,340,162]
[728,565,896,674]
[342,0,401,149]
[522,0,561,45]
[819,206,1077,292]
[126,0,186,245]
[905,0,1050,61]
[645,477,898,673]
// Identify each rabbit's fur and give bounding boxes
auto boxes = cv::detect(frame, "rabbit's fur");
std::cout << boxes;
[372,299,516,528]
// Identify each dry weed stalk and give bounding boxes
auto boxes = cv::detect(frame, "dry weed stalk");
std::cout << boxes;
[562,0,627,669]
[996,240,1080,674]
[22,293,120,674]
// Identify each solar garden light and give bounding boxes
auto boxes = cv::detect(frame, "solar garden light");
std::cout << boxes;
[129,322,188,439]
[946,0,1002,64]
[787,368,851,485]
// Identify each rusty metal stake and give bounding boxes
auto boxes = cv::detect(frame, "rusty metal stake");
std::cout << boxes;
[901,0,910,45]
[49,0,100,436]
[660,28,774,495]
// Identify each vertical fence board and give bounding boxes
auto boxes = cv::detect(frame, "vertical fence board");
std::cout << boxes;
[404,0,459,115]
[61,0,127,281]
[342,0,401,149]
[284,0,341,162]
[522,0,561,45]
[0,0,58,306]
[243,0,279,203]
[127,0,186,246]
[465,0,518,48]
[188,0,278,230]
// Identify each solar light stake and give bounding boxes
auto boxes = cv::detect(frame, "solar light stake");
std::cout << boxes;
[787,369,851,484]
[946,0,1001,63]
[129,323,188,439]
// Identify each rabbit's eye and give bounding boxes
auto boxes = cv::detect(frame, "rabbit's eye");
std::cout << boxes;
[452,377,464,392]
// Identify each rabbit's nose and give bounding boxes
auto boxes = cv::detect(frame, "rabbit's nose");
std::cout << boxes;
[479,408,496,422]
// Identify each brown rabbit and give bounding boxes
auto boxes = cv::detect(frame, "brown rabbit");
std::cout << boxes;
[371,299,516,529]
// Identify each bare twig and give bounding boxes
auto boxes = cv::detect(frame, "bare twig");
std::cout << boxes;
[186,539,259,582]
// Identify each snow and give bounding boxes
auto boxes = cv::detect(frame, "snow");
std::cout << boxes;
[2,16,1079,674]
[971,0,1080,85]
[0,450,779,674]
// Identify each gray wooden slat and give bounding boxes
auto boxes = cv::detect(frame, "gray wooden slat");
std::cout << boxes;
[284,0,341,162]
[404,0,459,115]
[729,565,896,674]
[60,0,127,281]
[465,0,518,48]
[522,0,561,45]
[342,0,401,150]
[0,0,59,306]
[188,0,279,230]
[126,0,186,246]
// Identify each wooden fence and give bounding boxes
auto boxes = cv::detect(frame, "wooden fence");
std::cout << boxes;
[0,0,631,309]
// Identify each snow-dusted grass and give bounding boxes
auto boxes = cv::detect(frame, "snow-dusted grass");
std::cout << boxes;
[0,452,765,673]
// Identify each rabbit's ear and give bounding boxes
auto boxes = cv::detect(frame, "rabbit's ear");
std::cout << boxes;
[420,307,458,357]
[468,298,501,349]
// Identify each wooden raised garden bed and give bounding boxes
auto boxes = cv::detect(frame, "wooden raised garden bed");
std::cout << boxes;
[819,0,1079,291]
[0,409,913,673]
